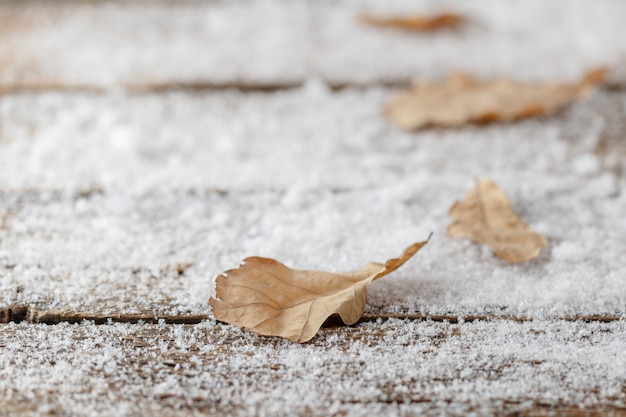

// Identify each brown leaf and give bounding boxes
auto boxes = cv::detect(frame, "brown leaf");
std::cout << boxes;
[448,179,548,263]
[209,238,430,343]
[360,12,464,32]
[385,69,607,130]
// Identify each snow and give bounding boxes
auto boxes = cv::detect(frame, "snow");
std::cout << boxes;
[0,320,625,416]
[2,0,626,87]
[1,0,626,414]
[1,88,625,318]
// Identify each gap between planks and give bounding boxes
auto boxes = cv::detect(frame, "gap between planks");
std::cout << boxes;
[0,80,401,95]
[2,79,626,96]
[0,305,622,325]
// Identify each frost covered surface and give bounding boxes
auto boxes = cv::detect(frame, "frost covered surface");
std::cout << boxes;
[0,320,625,416]
[1,1,626,414]
[1,0,626,86]
[1,88,625,317]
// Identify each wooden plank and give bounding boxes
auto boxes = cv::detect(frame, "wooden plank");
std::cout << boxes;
[1,88,624,193]
[1,320,624,416]
[1,185,625,320]
[1,88,625,320]
[1,304,623,325]
[1,1,626,89]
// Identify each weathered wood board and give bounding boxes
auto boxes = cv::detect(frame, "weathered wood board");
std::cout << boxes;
[1,320,626,416]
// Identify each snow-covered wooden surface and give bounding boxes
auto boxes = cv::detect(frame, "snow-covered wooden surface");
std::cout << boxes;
[2,320,626,417]
[1,1,626,416]
[2,87,626,321]
[2,0,626,88]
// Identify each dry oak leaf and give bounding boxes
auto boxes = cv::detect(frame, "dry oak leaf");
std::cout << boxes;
[360,12,464,32]
[209,238,430,343]
[386,69,607,130]
[448,179,548,263]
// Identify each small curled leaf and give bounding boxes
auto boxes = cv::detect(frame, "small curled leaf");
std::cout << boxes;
[448,179,548,263]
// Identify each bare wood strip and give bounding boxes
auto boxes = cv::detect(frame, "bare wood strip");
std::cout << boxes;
[27,308,209,325]
[0,81,300,95]
[360,313,624,323]
[513,406,626,417]
[2,78,626,96]
[0,305,28,323]
[147,79,411,92]
[2,305,622,325]
[0,79,409,95]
